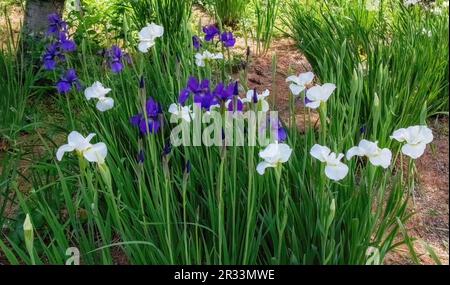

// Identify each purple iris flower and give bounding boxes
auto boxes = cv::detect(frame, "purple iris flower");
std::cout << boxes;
[42,43,65,70]
[137,150,145,163]
[271,119,287,142]
[47,13,68,37]
[202,25,220,41]
[233,81,239,96]
[130,97,162,135]
[252,89,258,104]
[179,76,219,110]
[213,82,234,102]
[304,96,313,105]
[56,69,81,94]
[360,125,367,134]
[146,97,162,117]
[58,33,77,52]
[187,76,210,94]
[194,92,218,111]
[162,143,172,156]
[178,88,190,105]
[227,98,244,112]
[184,160,191,174]
[192,35,202,51]
[260,117,287,142]
[187,77,216,110]
[106,45,131,73]
[220,32,236,48]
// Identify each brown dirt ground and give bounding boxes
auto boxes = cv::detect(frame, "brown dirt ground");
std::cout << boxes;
[0,4,22,47]
[0,3,448,265]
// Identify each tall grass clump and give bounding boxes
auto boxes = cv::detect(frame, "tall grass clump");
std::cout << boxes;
[254,0,279,55]
[209,0,248,26]
[126,0,192,36]
[285,0,449,138]
[0,15,38,138]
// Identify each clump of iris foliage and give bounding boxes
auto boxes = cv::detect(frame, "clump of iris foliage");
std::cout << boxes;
[0,0,448,265]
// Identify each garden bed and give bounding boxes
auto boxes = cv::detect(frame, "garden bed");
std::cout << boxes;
[0,1,449,264]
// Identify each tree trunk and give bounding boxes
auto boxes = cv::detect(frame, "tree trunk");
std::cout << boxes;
[24,0,65,36]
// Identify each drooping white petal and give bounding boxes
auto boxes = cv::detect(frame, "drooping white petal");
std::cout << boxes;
[56,144,75,161]
[325,163,349,181]
[346,146,363,160]
[310,144,331,163]
[402,143,426,159]
[83,142,108,164]
[260,99,270,112]
[368,148,392,169]
[96,97,114,112]
[138,41,155,53]
[259,143,279,163]
[418,126,433,144]
[278,144,293,163]
[306,85,323,101]
[289,83,304,96]
[256,161,274,175]
[305,100,321,109]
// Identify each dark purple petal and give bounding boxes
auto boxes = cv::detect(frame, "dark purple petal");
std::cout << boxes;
[139,117,161,134]
[203,25,220,41]
[110,61,123,73]
[192,35,202,50]
[213,82,225,99]
[304,96,312,105]
[64,69,78,82]
[44,59,56,70]
[137,150,145,163]
[130,114,143,126]
[220,32,236,48]
[184,160,191,174]
[178,88,190,105]
[228,98,244,112]
[187,76,199,92]
[233,81,239,96]
[252,89,258,103]
[56,81,71,94]
[360,125,367,134]
[60,38,77,52]
[47,13,68,37]
[139,76,145,89]
[200,79,210,92]
[277,126,287,142]
[145,97,161,117]
[163,143,172,156]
